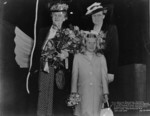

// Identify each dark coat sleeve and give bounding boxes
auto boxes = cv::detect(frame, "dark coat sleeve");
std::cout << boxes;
[30,28,49,73]
[103,25,119,75]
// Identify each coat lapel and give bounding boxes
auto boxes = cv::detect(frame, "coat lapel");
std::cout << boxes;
[83,53,97,65]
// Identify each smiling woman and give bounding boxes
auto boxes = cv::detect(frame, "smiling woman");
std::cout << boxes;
[84,2,119,84]
[29,1,71,116]
[50,3,68,29]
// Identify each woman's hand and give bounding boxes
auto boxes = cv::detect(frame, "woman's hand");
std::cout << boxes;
[58,50,69,60]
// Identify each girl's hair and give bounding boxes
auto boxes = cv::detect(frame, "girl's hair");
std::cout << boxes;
[81,33,103,55]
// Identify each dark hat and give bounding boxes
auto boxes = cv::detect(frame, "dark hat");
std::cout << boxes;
[50,3,68,12]
[85,2,108,15]
[48,0,69,12]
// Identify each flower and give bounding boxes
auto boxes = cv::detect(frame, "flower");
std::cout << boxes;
[41,25,106,72]
[41,25,84,72]
[59,50,69,60]
[50,3,68,12]
[74,26,79,30]
[80,30,106,53]
[67,93,81,107]
[97,31,106,49]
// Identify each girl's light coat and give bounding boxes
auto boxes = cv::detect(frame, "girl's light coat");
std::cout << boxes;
[71,53,109,116]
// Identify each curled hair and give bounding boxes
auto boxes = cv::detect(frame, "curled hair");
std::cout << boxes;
[80,33,104,54]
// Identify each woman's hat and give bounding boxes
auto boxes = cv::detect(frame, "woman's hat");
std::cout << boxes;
[48,0,69,12]
[50,3,68,12]
[85,2,108,15]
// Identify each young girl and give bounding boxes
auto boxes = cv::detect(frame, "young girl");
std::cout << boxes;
[71,32,109,116]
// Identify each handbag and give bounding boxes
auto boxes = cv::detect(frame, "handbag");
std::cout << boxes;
[100,101,114,116]
[55,70,65,90]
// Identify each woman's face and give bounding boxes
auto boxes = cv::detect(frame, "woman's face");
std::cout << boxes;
[52,12,66,28]
[86,37,97,53]
[92,11,105,25]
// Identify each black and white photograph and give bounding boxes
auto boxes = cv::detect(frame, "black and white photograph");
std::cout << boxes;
[0,0,149,116]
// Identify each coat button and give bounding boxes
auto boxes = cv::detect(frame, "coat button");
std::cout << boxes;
[90,83,93,85]
[89,72,93,75]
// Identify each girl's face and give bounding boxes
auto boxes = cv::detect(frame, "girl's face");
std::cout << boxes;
[92,11,105,25]
[86,37,97,53]
[52,12,67,28]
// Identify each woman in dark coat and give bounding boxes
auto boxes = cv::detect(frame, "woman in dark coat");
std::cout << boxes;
[30,2,70,116]
[85,2,119,83]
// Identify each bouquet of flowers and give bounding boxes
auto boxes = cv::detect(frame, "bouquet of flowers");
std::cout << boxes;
[41,25,107,73]
[41,25,83,72]
[90,30,106,50]
[97,31,107,50]
[67,92,81,107]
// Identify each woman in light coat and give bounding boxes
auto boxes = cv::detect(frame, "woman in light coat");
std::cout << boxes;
[71,32,109,116]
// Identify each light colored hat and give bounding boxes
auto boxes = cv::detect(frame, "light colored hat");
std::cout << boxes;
[85,2,107,15]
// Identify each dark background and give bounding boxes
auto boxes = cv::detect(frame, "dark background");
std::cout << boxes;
[0,0,150,116]
[1,0,149,64]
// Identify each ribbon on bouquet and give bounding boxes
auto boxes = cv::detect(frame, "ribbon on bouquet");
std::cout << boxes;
[43,61,50,73]
[65,58,68,69]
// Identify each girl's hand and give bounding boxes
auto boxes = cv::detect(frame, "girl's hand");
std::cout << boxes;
[104,94,109,103]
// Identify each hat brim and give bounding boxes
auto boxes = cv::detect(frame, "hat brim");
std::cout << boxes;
[86,7,108,16]
[51,10,67,12]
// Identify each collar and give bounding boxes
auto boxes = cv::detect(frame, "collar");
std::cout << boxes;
[84,51,96,61]
[51,25,59,30]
